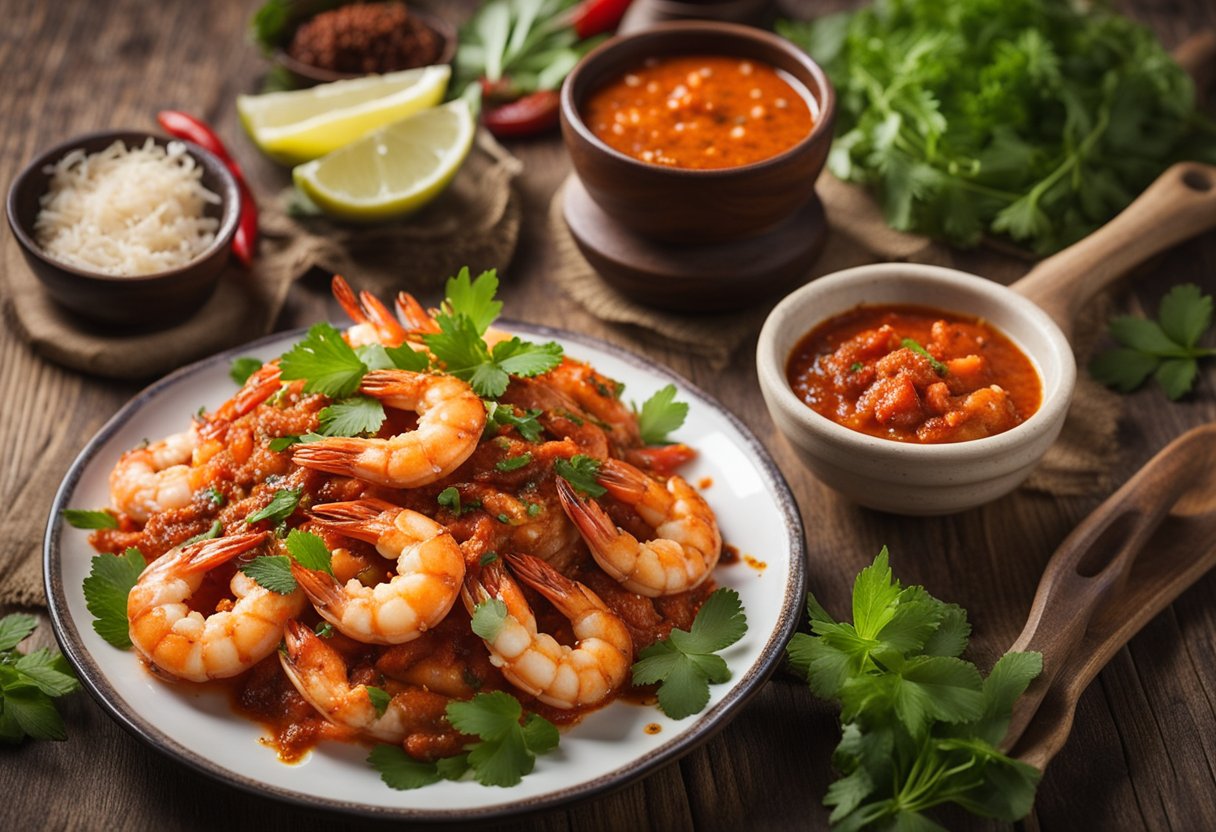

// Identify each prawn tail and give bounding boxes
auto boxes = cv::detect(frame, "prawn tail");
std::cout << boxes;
[395,292,441,335]
[360,291,407,344]
[292,439,369,477]
[310,499,398,541]
[556,478,618,549]
[291,562,346,613]
[182,531,268,573]
[595,459,650,502]
[504,553,578,609]
[332,275,364,324]
[358,369,424,399]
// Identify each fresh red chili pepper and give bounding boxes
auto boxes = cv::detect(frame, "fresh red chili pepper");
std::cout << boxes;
[570,0,633,39]
[482,90,562,138]
[156,110,258,267]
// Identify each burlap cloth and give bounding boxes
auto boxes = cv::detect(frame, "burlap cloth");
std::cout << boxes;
[550,171,1122,499]
[0,132,521,607]
[3,131,523,380]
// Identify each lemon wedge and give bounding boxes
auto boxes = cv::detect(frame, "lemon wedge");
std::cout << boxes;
[291,99,476,221]
[237,65,450,165]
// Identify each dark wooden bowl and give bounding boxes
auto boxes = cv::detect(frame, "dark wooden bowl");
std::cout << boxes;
[6,130,240,327]
[272,8,457,87]
[560,21,836,244]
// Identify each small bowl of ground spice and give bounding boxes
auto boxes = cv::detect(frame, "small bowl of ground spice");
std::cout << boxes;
[273,1,457,87]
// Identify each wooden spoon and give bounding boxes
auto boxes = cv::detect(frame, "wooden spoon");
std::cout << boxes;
[1011,161,1216,343]
[1000,423,1216,770]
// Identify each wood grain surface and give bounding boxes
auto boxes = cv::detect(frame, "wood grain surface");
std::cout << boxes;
[3,1,1215,830]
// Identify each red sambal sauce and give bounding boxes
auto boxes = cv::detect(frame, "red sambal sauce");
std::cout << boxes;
[787,305,1042,444]
[582,54,814,170]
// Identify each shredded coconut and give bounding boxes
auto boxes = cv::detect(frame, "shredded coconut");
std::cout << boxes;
[35,138,222,276]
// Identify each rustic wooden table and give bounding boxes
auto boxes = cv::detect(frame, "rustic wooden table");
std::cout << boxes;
[3,1,1215,829]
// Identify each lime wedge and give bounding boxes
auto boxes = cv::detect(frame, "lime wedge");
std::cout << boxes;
[237,65,450,165]
[292,99,476,221]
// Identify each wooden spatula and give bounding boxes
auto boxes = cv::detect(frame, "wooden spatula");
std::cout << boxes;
[999,423,1216,770]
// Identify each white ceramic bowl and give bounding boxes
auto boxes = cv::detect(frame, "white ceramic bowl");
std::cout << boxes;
[756,263,1077,515]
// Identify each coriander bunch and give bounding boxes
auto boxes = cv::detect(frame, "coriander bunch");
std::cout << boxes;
[788,549,1042,830]
[0,614,80,742]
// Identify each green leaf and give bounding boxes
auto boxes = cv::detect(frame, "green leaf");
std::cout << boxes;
[319,395,386,437]
[824,766,875,822]
[384,343,430,372]
[82,548,146,649]
[241,556,297,594]
[1155,358,1200,400]
[443,268,502,335]
[437,486,464,516]
[554,455,606,498]
[1109,316,1188,357]
[787,633,852,699]
[485,402,543,442]
[655,657,711,720]
[491,338,564,379]
[183,520,223,546]
[631,640,685,686]
[971,651,1043,745]
[991,195,1051,243]
[894,655,985,734]
[446,691,521,741]
[1158,283,1212,348]
[278,323,367,398]
[61,509,118,530]
[495,452,533,472]
[205,486,226,506]
[355,344,397,371]
[471,598,508,641]
[3,686,66,741]
[284,529,332,574]
[1089,347,1159,392]
[522,712,560,754]
[852,548,900,639]
[686,652,731,685]
[268,433,324,452]
[367,744,442,790]
[468,363,511,399]
[467,729,534,787]
[900,339,949,376]
[13,651,79,698]
[436,753,471,780]
[635,384,689,445]
[365,685,391,717]
[245,487,302,526]
[920,603,970,658]
[0,614,37,652]
[229,356,264,386]
[671,588,747,654]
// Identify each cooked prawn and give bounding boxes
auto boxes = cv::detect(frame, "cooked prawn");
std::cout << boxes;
[333,275,408,347]
[557,459,721,597]
[127,532,305,682]
[539,357,642,449]
[279,619,454,743]
[291,370,485,488]
[462,553,632,709]
[295,498,465,644]
[110,362,283,521]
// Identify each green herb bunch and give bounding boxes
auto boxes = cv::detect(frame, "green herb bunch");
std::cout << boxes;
[0,614,80,742]
[780,0,1216,253]
[788,549,1042,831]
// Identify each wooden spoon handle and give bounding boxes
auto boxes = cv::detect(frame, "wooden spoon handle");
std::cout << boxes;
[1000,423,1216,754]
[1011,162,1216,342]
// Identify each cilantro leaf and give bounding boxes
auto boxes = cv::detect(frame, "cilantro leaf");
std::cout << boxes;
[241,556,297,594]
[384,343,430,372]
[229,356,264,386]
[1159,283,1213,348]
[485,402,543,442]
[631,588,747,719]
[491,338,564,378]
[437,487,464,516]
[495,453,533,472]
[851,547,900,640]
[1109,317,1189,357]
[971,651,1043,745]
[279,323,367,398]
[1088,348,1159,392]
[1154,358,1200,402]
[0,614,37,652]
[355,344,396,371]
[318,395,386,437]
[183,520,223,545]
[61,509,118,530]
[268,432,324,452]
[900,339,949,376]
[445,691,558,788]
[367,744,443,790]
[245,487,302,526]
[554,455,606,498]
[442,268,503,335]
[635,384,689,445]
[82,548,146,649]
[471,598,508,641]
[365,685,391,717]
[284,529,332,574]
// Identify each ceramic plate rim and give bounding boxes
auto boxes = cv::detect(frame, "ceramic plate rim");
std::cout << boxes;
[44,320,807,822]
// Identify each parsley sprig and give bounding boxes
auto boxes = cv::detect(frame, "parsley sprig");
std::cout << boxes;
[787,548,1042,830]
[242,529,333,595]
[62,508,118,530]
[1090,283,1215,400]
[0,614,80,743]
[82,548,147,649]
[554,455,606,498]
[367,691,559,789]
[631,588,747,719]
[422,269,563,398]
[634,384,689,445]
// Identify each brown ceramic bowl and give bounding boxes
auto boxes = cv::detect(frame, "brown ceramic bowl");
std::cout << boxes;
[560,21,836,244]
[272,8,457,87]
[7,130,240,327]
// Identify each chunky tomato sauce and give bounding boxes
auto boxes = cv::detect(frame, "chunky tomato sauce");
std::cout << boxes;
[786,305,1042,444]
[583,54,814,169]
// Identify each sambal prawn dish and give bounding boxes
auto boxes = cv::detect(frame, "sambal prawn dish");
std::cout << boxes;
[69,269,753,792]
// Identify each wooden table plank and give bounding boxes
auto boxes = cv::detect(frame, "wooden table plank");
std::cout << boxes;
[2,0,1215,830]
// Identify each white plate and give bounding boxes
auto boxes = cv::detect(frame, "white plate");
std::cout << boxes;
[45,323,806,821]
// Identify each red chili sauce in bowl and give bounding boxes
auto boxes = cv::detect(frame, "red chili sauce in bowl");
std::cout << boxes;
[582,54,814,170]
[786,305,1042,444]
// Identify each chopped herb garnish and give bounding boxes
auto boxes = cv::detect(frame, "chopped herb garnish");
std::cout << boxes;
[268,433,324,452]
[479,551,499,566]
[849,362,864,373]
[314,622,335,638]
[82,548,147,649]
[632,588,747,719]
[495,453,533,472]
[437,486,464,516]
[901,338,949,375]
[634,384,689,445]
[496,513,511,524]
[61,509,118,530]
[555,455,606,498]
[183,520,222,545]
[205,486,226,506]
[525,502,542,518]
[245,487,302,526]
[485,402,543,442]
[365,685,392,717]
[229,356,264,386]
